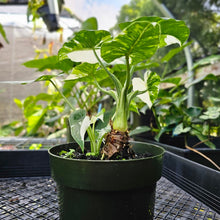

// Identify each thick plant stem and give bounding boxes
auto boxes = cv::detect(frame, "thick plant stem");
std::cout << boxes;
[102,122,134,159]
[113,89,128,132]
[103,56,135,159]
[112,55,130,132]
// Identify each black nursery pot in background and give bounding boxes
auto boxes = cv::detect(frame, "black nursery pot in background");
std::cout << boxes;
[37,4,60,32]
[48,141,164,220]
[134,133,220,170]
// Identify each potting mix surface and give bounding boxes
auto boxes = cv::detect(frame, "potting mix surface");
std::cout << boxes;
[0,176,219,220]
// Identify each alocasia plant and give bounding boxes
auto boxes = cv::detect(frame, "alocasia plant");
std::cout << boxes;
[59,16,189,159]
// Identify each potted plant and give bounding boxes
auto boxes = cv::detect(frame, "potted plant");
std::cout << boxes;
[45,16,190,219]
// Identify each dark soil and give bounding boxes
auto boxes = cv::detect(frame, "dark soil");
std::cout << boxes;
[59,144,153,161]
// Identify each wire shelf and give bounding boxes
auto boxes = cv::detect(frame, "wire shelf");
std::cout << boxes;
[0,137,66,150]
[0,176,219,220]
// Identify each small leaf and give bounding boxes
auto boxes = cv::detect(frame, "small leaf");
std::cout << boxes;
[165,115,183,126]
[199,107,220,120]
[145,71,161,106]
[80,116,91,140]
[129,126,151,136]
[0,23,9,44]
[91,108,105,124]
[132,71,160,108]
[132,77,151,107]
[27,108,47,135]
[161,41,192,63]
[69,109,87,152]
[35,75,57,82]
[81,17,98,30]
[161,77,181,85]
[192,54,220,70]
[185,107,202,118]
[173,123,191,136]
[190,129,216,149]
[187,73,218,88]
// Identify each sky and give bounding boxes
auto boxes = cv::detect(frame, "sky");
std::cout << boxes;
[64,0,130,30]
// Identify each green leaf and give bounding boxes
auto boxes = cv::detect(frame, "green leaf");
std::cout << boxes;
[81,17,98,30]
[146,71,161,106]
[23,56,58,70]
[63,30,111,64]
[23,56,74,72]
[27,108,47,135]
[154,127,172,142]
[132,71,160,108]
[185,107,202,117]
[90,108,105,124]
[69,109,89,152]
[58,39,81,61]
[156,18,189,47]
[102,21,160,64]
[165,115,183,126]
[103,17,189,64]
[173,123,191,136]
[187,74,218,88]
[34,75,57,82]
[161,77,181,85]
[199,107,220,120]
[66,62,111,87]
[173,95,187,108]
[0,23,9,44]
[129,100,139,114]
[192,54,220,70]
[161,41,192,63]
[190,129,216,149]
[14,98,23,109]
[129,126,151,136]
[74,30,111,48]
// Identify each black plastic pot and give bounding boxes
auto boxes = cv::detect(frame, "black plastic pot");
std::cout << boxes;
[159,134,220,149]
[48,141,164,220]
[134,136,220,170]
[162,151,220,214]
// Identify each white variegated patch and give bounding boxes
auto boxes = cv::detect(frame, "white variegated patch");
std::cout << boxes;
[65,74,78,80]
[67,49,100,64]
[80,116,91,139]
[165,35,181,46]
[132,77,152,108]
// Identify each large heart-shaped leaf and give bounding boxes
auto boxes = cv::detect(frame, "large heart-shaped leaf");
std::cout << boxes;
[133,17,189,47]
[102,17,189,64]
[101,21,160,65]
